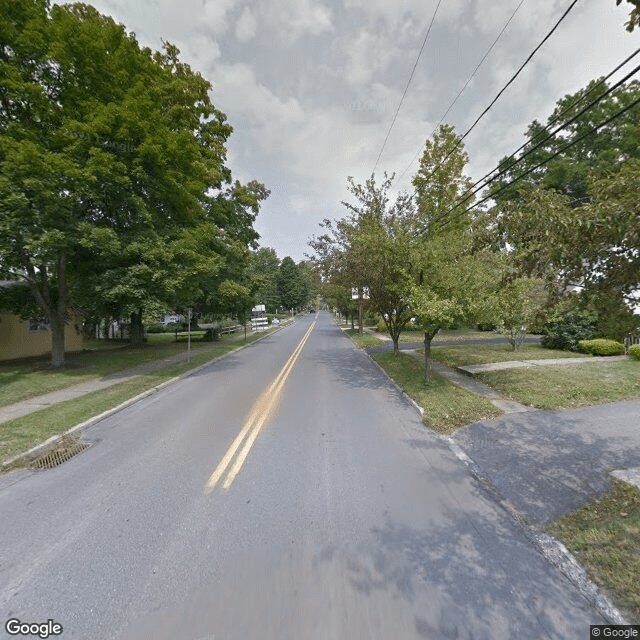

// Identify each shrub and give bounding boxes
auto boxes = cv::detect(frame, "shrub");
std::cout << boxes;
[542,310,598,351]
[203,327,220,342]
[364,311,379,325]
[376,319,387,333]
[145,322,166,334]
[629,344,640,361]
[578,338,625,356]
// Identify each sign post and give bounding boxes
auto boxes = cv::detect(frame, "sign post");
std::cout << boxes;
[187,308,192,363]
[351,286,370,335]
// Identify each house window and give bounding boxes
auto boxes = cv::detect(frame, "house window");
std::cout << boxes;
[28,318,50,331]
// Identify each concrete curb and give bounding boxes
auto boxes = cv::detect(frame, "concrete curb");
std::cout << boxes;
[1,324,289,470]
[347,327,628,626]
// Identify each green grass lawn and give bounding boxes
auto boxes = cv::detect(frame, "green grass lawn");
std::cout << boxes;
[476,360,640,410]
[0,330,257,410]
[547,480,640,622]
[397,329,506,344]
[0,330,274,465]
[431,343,591,367]
[344,329,385,348]
[372,352,502,434]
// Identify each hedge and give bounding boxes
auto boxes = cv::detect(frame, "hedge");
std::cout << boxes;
[577,338,625,356]
[629,344,640,361]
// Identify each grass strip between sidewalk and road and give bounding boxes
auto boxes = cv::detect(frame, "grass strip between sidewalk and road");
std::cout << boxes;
[344,328,385,348]
[476,361,640,410]
[547,480,640,623]
[431,343,591,367]
[0,330,274,466]
[372,352,502,435]
[0,330,255,409]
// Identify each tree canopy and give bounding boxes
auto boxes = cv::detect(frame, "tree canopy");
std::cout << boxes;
[0,1,268,363]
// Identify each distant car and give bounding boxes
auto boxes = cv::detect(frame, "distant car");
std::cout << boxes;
[309,308,315,313]
[271,318,280,325]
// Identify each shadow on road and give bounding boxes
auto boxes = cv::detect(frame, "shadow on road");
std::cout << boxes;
[454,401,640,526]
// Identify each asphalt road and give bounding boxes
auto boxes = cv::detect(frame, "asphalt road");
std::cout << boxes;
[0,312,605,639]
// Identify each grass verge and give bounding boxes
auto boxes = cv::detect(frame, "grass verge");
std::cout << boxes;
[547,480,640,622]
[0,330,255,409]
[0,330,273,466]
[397,329,506,344]
[476,361,640,410]
[431,343,591,367]
[372,352,502,434]
[344,329,385,348]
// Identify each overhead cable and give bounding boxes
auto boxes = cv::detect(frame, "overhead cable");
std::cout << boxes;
[394,0,526,188]
[371,0,443,176]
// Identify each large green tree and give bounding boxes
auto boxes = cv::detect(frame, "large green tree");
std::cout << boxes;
[250,247,281,312]
[310,174,416,353]
[409,125,497,379]
[485,78,640,333]
[0,1,266,362]
[277,256,310,312]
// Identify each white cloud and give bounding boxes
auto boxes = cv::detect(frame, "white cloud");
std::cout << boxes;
[60,0,640,260]
[235,7,257,43]
[259,0,333,41]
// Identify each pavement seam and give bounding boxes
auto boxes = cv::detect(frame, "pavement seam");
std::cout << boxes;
[1,325,288,470]
[350,330,628,626]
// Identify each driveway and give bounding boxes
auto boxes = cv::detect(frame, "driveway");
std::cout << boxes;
[452,400,640,526]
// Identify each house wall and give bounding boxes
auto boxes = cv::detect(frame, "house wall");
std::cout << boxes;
[0,313,84,361]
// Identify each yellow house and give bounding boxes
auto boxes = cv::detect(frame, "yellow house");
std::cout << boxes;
[0,282,83,361]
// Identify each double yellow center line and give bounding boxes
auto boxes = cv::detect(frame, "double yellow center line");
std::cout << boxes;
[205,321,316,493]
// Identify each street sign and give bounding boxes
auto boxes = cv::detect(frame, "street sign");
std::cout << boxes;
[352,287,370,300]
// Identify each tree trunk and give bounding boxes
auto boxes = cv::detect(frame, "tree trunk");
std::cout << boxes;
[49,255,68,367]
[130,308,144,346]
[424,332,433,383]
[423,328,440,383]
[350,312,355,330]
[392,331,400,355]
[50,314,66,368]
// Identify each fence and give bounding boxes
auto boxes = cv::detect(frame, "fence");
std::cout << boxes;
[624,335,640,353]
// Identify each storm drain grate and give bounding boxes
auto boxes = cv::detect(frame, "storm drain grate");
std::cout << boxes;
[31,435,91,470]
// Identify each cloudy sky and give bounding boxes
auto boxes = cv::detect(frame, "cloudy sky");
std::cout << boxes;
[73,0,636,261]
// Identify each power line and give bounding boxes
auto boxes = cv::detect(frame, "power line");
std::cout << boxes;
[394,0,526,188]
[408,0,580,195]
[434,55,640,221]
[441,91,640,224]
[449,45,640,206]
[371,0,443,176]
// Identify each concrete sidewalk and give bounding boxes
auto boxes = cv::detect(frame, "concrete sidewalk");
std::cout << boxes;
[458,355,628,375]
[405,350,534,414]
[0,322,292,427]
[0,345,222,425]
